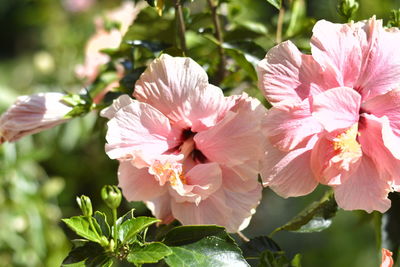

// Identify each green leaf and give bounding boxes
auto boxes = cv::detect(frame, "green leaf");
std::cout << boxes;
[116,209,135,226]
[265,0,282,10]
[119,217,160,244]
[62,242,109,267]
[93,211,110,238]
[127,242,172,265]
[271,190,338,234]
[291,254,302,267]
[164,236,248,267]
[163,225,233,246]
[223,47,258,81]
[62,216,102,244]
[259,250,290,267]
[382,192,400,262]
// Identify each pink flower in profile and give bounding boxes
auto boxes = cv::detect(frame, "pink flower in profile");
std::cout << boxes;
[75,1,143,84]
[0,93,73,143]
[257,17,400,213]
[102,54,266,232]
[381,248,394,267]
[63,0,95,13]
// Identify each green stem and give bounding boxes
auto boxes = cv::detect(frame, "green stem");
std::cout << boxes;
[173,0,187,53]
[276,7,285,43]
[112,208,118,246]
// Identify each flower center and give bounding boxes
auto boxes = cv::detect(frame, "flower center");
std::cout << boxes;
[332,124,362,158]
[149,160,186,186]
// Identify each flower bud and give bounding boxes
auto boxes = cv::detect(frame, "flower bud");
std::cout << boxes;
[0,93,73,144]
[76,195,93,217]
[101,185,122,210]
[337,0,359,21]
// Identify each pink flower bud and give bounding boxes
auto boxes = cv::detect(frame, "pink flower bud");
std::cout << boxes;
[0,93,73,143]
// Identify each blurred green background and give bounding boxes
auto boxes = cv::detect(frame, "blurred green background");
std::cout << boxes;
[0,0,399,266]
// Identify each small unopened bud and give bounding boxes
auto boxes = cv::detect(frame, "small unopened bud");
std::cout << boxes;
[101,185,122,210]
[100,236,110,248]
[76,195,93,217]
[337,0,359,21]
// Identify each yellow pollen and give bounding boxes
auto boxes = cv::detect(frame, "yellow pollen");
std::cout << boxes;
[332,124,361,155]
[151,161,186,186]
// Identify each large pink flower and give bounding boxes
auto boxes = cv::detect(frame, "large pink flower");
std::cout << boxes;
[102,54,266,232]
[0,93,73,143]
[257,17,400,213]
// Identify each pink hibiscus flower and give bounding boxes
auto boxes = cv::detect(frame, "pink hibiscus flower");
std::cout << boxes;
[381,248,394,267]
[0,93,73,143]
[102,54,266,232]
[257,17,400,212]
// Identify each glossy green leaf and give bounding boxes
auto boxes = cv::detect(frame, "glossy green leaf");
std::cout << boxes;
[62,216,102,244]
[116,209,135,226]
[224,47,257,81]
[62,242,109,267]
[119,217,160,244]
[164,236,248,267]
[271,190,337,234]
[163,225,233,246]
[265,0,282,10]
[127,242,172,265]
[93,211,110,238]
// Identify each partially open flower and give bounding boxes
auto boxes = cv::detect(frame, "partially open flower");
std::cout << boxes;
[0,93,72,143]
[102,54,266,232]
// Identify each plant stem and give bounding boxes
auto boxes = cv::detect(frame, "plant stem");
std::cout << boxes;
[173,0,187,53]
[276,7,285,43]
[112,208,118,246]
[207,0,226,85]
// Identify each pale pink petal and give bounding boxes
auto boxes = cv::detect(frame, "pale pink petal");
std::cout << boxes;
[0,93,72,143]
[358,114,400,186]
[257,41,337,105]
[105,101,181,161]
[355,18,400,100]
[310,128,362,186]
[118,162,167,201]
[362,88,400,136]
[311,20,362,87]
[265,98,322,151]
[100,94,134,119]
[194,96,266,167]
[171,188,231,229]
[145,192,174,224]
[222,185,262,232]
[134,54,226,131]
[334,156,391,213]
[311,87,361,132]
[262,136,318,197]
[169,163,223,205]
[221,160,260,193]
[381,248,394,267]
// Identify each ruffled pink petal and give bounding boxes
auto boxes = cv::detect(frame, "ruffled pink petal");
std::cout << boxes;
[311,87,361,132]
[171,188,231,229]
[105,101,181,162]
[169,162,223,205]
[100,94,134,119]
[358,114,400,186]
[262,136,318,197]
[145,192,174,224]
[311,20,362,87]
[265,98,322,151]
[334,155,391,213]
[222,185,262,232]
[257,41,336,105]
[221,160,260,194]
[134,54,226,131]
[355,18,400,100]
[362,88,400,136]
[194,96,266,167]
[310,129,361,186]
[118,162,167,201]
